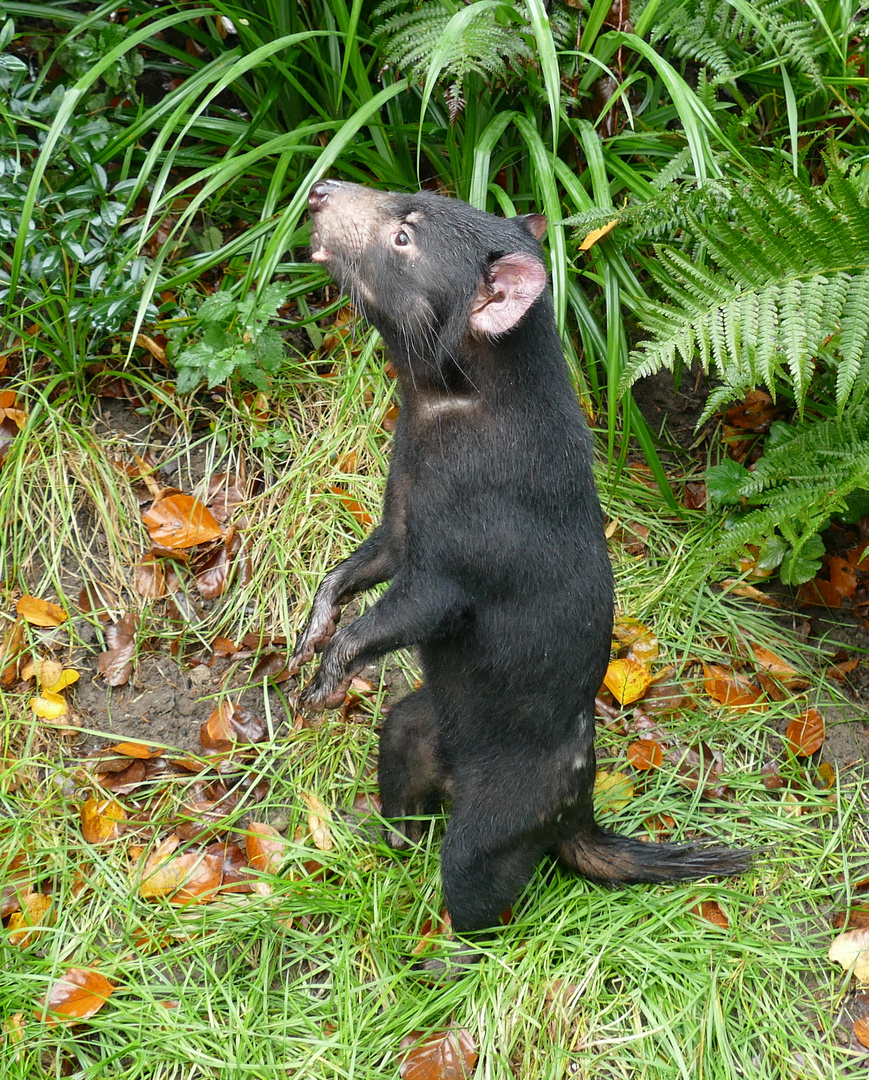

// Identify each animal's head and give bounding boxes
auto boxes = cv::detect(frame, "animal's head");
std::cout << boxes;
[308,181,549,358]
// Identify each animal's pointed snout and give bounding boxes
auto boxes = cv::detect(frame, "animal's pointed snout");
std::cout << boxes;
[308,180,338,214]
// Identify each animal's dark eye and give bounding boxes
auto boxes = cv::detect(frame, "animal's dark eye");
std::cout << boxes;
[393,230,410,248]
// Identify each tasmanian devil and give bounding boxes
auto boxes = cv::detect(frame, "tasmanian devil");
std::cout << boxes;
[290,179,750,944]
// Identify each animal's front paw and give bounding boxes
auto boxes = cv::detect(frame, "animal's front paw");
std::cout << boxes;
[298,667,357,712]
[287,608,340,675]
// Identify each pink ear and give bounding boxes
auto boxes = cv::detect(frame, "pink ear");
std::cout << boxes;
[522,214,548,240]
[468,254,547,336]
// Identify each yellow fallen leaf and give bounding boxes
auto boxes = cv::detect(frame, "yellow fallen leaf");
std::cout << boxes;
[45,668,79,693]
[603,658,651,705]
[593,770,634,813]
[81,797,127,844]
[7,893,52,947]
[32,691,68,721]
[16,595,68,627]
[37,658,63,688]
[579,218,618,251]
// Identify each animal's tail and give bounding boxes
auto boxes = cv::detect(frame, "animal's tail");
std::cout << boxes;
[557,825,752,884]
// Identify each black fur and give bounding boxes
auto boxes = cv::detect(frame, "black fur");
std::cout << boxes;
[291,180,751,939]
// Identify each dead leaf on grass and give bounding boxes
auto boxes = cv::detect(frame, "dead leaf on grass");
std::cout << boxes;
[828,555,858,599]
[666,743,727,798]
[31,690,69,722]
[0,616,26,686]
[78,582,120,622]
[330,485,373,527]
[200,702,267,749]
[36,968,116,1026]
[627,739,663,771]
[142,492,223,549]
[786,708,825,756]
[603,659,651,705]
[7,893,52,947]
[702,663,764,709]
[399,1026,478,1080]
[246,822,287,876]
[135,556,166,599]
[81,797,127,843]
[299,791,334,852]
[97,613,139,687]
[693,899,729,927]
[16,595,67,628]
[829,928,869,981]
[593,770,634,813]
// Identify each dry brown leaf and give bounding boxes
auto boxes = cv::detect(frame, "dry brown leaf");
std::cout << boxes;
[135,556,166,599]
[854,1018,869,1049]
[786,708,825,756]
[666,743,726,798]
[136,332,168,364]
[194,544,230,599]
[724,389,776,432]
[832,907,869,931]
[36,968,116,1026]
[399,1026,478,1080]
[0,616,25,686]
[693,899,729,927]
[16,595,67,628]
[78,582,120,622]
[750,643,801,682]
[1,849,32,917]
[97,613,139,687]
[829,928,869,981]
[797,577,841,608]
[200,701,267,750]
[412,910,453,955]
[760,761,785,790]
[718,581,781,606]
[330,485,373,527]
[81,797,127,844]
[110,741,163,759]
[828,555,858,599]
[171,852,224,905]
[142,492,223,549]
[246,822,287,875]
[603,659,651,705]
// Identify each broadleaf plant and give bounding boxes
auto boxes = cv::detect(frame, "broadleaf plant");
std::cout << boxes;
[167,284,290,393]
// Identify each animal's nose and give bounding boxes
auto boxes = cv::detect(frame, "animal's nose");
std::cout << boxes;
[308,180,338,214]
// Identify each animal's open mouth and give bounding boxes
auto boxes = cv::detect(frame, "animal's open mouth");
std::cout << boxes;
[309,232,331,263]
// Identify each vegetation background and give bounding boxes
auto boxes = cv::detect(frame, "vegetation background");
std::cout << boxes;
[1,1,869,1077]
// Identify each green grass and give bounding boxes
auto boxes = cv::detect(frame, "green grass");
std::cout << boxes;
[2,330,867,1078]
[3,2,869,1075]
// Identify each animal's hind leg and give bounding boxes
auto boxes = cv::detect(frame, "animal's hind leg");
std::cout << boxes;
[439,810,547,935]
[378,687,448,848]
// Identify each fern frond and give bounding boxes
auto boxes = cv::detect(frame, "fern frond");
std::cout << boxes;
[709,407,869,582]
[374,0,534,95]
[837,272,869,410]
[623,170,869,417]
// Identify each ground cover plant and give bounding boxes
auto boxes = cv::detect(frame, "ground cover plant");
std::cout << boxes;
[2,1,869,1077]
